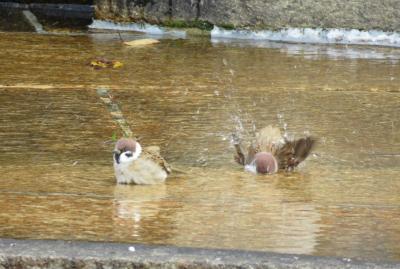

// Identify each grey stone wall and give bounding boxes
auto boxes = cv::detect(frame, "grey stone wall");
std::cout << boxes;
[95,0,400,31]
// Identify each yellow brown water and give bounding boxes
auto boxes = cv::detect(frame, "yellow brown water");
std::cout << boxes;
[0,32,399,262]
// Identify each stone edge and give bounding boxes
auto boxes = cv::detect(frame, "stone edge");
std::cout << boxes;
[1,238,400,269]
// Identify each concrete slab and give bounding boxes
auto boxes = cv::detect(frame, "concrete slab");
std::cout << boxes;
[0,238,400,269]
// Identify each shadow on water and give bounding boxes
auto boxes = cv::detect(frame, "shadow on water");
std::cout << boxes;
[0,32,399,262]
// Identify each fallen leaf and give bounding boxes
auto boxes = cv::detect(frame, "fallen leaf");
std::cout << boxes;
[90,60,108,68]
[112,61,124,68]
[123,38,160,47]
[89,58,123,69]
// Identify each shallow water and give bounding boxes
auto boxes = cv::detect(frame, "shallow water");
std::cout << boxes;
[0,32,399,262]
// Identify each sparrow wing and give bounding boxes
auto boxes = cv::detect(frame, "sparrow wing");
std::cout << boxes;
[233,135,260,165]
[275,136,316,171]
[143,148,172,174]
[145,146,161,154]
[234,143,246,165]
[245,143,259,165]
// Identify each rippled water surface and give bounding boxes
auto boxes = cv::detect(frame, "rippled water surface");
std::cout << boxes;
[0,32,399,262]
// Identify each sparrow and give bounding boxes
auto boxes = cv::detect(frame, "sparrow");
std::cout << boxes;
[234,125,316,174]
[113,138,171,185]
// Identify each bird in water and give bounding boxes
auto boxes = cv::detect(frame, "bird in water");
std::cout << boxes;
[113,138,171,184]
[233,126,316,174]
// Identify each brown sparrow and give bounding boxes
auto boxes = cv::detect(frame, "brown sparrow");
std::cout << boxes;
[113,138,171,184]
[234,126,315,174]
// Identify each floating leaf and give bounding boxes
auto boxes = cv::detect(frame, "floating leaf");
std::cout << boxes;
[123,39,160,47]
[89,58,123,69]
[90,59,108,68]
[112,61,124,68]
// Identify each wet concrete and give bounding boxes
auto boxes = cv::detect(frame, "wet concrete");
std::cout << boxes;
[1,238,400,269]
[0,32,399,263]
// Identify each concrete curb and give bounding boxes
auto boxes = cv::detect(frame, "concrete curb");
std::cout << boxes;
[1,238,399,269]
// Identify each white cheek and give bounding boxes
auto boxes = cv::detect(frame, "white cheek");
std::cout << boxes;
[120,153,134,163]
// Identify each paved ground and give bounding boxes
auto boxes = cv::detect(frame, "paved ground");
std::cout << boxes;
[1,238,400,269]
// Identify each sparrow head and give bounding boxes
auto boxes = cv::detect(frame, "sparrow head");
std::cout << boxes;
[254,152,278,174]
[113,138,142,164]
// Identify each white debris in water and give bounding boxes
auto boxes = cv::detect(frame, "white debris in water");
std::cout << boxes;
[89,20,186,38]
[128,246,136,252]
[211,26,400,47]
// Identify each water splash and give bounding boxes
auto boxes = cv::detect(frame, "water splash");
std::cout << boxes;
[277,113,295,141]
[212,26,400,48]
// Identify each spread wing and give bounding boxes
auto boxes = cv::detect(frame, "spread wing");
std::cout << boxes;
[143,147,172,174]
[275,136,316,171]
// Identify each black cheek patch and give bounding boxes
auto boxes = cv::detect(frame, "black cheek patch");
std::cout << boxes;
[114,153,121,164]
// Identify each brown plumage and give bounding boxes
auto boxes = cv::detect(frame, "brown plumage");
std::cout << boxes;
[115,138,136,153]
[274,136,315,171]
[142,146,172,175]
[234,126,316,174]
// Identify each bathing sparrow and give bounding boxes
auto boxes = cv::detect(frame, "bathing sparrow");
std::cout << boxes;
[234,126,315,174]
[113,138,171,184]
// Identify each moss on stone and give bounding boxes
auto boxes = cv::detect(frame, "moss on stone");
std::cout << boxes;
[217,23,235,30]
[163,19,214,31]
